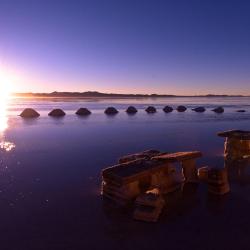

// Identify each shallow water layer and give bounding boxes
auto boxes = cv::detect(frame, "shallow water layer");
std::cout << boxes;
[0,97,250,250]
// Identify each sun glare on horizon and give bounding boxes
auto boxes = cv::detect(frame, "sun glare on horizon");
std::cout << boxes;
[0,69,14,100]
[0,92,9,133]
[0,84,12,101]
[0,69,14,133]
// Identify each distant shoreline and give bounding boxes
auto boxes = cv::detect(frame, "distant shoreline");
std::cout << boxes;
[12,91,249,98]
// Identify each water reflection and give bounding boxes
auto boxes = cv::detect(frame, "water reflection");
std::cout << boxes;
[226,159,250,185]
[0,95,8,132]
[0,141,15,152]
[0,96,15,151]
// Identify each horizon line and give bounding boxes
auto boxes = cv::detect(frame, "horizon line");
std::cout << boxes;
[10,91,250,97]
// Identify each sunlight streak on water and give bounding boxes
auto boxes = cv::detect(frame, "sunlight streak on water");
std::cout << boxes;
[0,92,10,133]
[0,141,15,152]
[0,96,8,133]
[0,95,16,152]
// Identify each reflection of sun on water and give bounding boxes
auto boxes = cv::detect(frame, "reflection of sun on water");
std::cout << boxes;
[0,71,16,152]
[0,66,15,132]
[0,84,10,133]
[0,141,15,152]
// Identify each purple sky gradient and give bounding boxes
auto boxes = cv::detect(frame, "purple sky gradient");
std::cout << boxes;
[0,0,250,95]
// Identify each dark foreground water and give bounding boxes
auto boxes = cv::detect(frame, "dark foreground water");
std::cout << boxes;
[0,97,250,250]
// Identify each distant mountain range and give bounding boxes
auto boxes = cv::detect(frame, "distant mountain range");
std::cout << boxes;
[13,91,246,98]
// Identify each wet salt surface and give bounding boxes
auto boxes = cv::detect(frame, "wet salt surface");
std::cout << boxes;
[0,97,250,250]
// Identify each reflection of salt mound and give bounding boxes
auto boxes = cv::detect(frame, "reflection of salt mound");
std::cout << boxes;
[48,109,66,117]
[192,107,206,112]
[104,107,119,115]
[212,107,224,113]
[20,108,40,118]
[76,108,91,116]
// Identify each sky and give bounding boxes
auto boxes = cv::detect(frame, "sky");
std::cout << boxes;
[0,0,250,95]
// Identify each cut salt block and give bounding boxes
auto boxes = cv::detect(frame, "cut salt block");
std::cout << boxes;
[218,130,250,162]
[217,130,250,140]
[153,151,202,183]
[119,149,161,164]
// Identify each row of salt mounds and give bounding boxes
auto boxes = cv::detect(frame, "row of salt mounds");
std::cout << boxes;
[20,108,91,118]
[19,106,234,118]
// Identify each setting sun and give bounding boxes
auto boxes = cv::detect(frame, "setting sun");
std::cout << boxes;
[0,69,12,133]
[0,69,14,100]
[0,84,11,100]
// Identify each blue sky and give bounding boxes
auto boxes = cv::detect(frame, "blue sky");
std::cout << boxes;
[0,0,250,95]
